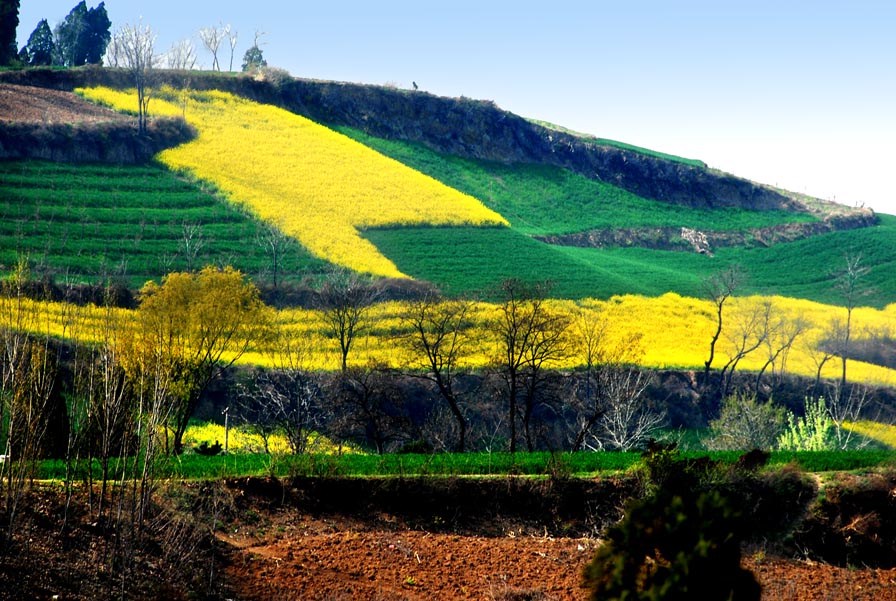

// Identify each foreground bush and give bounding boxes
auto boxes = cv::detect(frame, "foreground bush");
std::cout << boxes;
[583,488,760,600]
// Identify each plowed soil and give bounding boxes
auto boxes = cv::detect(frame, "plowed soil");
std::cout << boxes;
[218,509,896,601]
[0,83,127,123]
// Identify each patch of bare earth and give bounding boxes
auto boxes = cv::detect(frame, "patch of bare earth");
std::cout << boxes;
[218,510,896,601]
[0,83,127,124]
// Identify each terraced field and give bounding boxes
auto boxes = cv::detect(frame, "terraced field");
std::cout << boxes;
[0,161,324,287]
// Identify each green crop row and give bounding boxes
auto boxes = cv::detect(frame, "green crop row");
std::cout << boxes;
[365,219,896,307]
[337,126,815,236]
[0,160,326,286]
[35,449,896,481]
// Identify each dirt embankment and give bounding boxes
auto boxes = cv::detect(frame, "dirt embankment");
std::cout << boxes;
[3,473,896,600]
[0,82,194,163]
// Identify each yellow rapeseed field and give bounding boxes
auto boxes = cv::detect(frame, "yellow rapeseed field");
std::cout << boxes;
[842,421,896,448]
[6,294,895,388]
[76,87,508,278]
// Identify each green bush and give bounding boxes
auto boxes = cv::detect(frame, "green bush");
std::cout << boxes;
[779,397,836,451]
[583,488,760,600]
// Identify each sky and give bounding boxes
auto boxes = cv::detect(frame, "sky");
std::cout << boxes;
[16,1,896,214]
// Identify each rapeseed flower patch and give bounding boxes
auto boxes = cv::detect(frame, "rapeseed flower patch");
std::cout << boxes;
[77,87,508,278]
[842,421,896,448]
[4,292,895,387]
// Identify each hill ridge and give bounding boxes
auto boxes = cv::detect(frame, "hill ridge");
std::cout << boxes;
[0,67,845,216]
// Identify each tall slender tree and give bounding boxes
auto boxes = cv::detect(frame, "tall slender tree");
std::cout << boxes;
[82,1,110,64]
[19,19,55,66]
[105,20,156,133]
[0,0,19,65]
[54,1,110,66]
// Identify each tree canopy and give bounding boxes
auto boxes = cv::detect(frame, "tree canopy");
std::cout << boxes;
[0,0,19,65]
[54,1,110,66]
[242,45,266,72]
[19,19,54,66]
[129,266,271,454]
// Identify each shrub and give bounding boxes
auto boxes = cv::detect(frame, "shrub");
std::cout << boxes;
[779,397,836,451]
[583,488,760,600]
[706,393,787,450]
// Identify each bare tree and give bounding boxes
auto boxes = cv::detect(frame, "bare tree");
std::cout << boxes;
[226,25,238,72]
[255,220,292,293]
[198,23,227,71]
[717,300,771,398]
[492,279,571,453]
[400,294,475,451]
[325,363,414,454]
[81,301,133,520]
[832,252,872,392]
[591,365,659,451]
[165,38,197,70]
[755,311,807,394]
[105,21,157,134]
[567,308,660,451]
[239,327,321,454]
[1,336,58,548]
[825,383,873,450]
[701,264,745,387]
[0,260,60,548]
[180,222,206,272]
[317,269,380,372]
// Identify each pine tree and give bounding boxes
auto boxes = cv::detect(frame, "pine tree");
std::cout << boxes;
[21,19,55,66]
[54,1,110,66]
[0,0,20,65]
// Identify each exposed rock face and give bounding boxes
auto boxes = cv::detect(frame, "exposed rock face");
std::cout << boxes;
[277,80,797,211]
[535,210,878,252]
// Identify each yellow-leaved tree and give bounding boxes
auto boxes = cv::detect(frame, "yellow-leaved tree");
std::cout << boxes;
[128,266,272,454]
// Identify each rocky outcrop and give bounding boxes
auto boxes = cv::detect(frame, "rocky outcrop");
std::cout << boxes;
[275,79,797,211]
[536,210,878,252]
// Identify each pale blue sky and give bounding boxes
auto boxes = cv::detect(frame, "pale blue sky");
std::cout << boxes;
[16,1,896,214]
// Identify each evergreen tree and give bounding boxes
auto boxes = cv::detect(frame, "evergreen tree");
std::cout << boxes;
[20,19,55,66]
[54,1,110,66]
[54,1,87,66]
[241,45,266,72]
[82,2,110,64]
[0,0,19,65]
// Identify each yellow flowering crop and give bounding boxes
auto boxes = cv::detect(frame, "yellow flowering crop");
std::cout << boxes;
[76,86,508,278]
[182,421,357,455]
[842,421,896,449]
[5,292,896,388]
[0,292,889,386]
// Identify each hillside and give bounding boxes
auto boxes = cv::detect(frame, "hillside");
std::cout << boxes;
[0,67,891,307]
